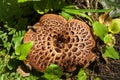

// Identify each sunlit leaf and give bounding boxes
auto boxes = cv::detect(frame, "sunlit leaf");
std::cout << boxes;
[62,6,112,23]
[18,0,40,3]
[104,46,119,59]
[103,34,115,46]
[108,19,120,34]
[94,77,101,80]
[15,42,33,60]
[78,68,87,80]
[63,5,75,9]
[18,0,28,3]
[12,31,25,50]
[63,8,112,13]
[33,2,45,14]
[43,64,62,80]
[93,22,108,40]
[60,11,73,20]
[8,28,16,35]
[62,8,93,23]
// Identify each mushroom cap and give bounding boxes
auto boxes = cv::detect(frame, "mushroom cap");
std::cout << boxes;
[23,14,96,72]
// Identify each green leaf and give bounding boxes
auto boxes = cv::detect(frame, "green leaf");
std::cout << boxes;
[108,19,120,34]
[94,77,101,80]
[62,6,112,23]
[18,0,28,3]
[33,0,53,14]
[104,46,119,59]
[60,11,73,20]
[8,28,16,35]
[15,42,33,60]
[18,0,40,3]
[78,69,87,80]
[62,8,93,23]
[63,5,75,9]
[43,64,62,80]
[12,31,25,50]
[33,2,45,14]
[93,22,108,40]
[63,8,112,13]
[103,34,115,46]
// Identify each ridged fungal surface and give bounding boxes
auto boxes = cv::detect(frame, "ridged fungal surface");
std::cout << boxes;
[23,14,96,72]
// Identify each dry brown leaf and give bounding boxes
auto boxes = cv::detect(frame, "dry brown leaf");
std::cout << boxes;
[99,13,112,27]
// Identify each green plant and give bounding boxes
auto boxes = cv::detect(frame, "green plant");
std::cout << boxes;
[0,71,39,80]
[104,45,119,59]
[0,28,12,53]
[18,0,40,3]
[92,22,108,40]
[42,64,62,80]
[61,5,112,23]
[108,19,120,34]
[0,0,30,29]
[18,0,68,14]
[15,41,33,60]
[94,77,101,80]
[93,21,119,59]
[78,69,87,80]
[0,1,34,68]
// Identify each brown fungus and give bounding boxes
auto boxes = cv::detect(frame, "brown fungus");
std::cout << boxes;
[23,14,96,72]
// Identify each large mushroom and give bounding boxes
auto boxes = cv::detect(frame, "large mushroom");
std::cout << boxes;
[23,14,96,72]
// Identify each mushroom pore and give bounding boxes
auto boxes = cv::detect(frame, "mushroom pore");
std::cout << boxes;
[23,14,96,72]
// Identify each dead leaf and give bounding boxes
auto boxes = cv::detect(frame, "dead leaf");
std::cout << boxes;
[17,65,30,77]
[99,13,112,27]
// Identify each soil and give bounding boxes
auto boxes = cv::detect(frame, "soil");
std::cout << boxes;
[95,33,120,80]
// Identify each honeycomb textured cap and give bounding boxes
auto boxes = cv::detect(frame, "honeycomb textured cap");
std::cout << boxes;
[23,14,96,72]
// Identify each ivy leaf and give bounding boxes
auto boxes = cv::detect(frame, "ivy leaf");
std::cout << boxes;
[104,46,119,59]
[78,69,87,80]
[108,19,120,34]
[15,42,33,60]
[93,22,108,40]
[43,64,62,80]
